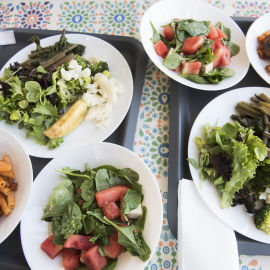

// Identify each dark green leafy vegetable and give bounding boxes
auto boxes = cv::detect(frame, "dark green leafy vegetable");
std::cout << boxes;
[41,163,150,269]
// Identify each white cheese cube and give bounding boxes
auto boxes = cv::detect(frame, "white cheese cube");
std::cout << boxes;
[129,204,142,219]
[201,62,213,73]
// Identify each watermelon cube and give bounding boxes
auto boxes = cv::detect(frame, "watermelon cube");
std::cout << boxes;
[213,48,224,68]
[103,231,124,259]
[219,46,231,67]
[207,23,219,40]
[214,38,225,49]
[64,235,95,250]
[41,235,63,260]
[181,35,204,55]
[216,28,227,38]
[62,248,80,270]
[96,185,130,207]
[103,201,121,220]
[163,25,175,41]
[82,246,107,270]
[153,40,169,56]
[181,61,202,75]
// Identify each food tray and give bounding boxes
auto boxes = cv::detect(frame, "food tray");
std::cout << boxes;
[168,17,270,255]
[0,29,148,269]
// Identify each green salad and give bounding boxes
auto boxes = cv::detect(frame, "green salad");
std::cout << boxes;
[0,31,109,150]
[41,164,150,269]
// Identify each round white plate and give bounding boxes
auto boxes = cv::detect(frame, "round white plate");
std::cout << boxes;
[140,0,249,91]
[0,128,33,244]
[20,142,163,270]
[0,34,133,158]
[246,13,270,85]
[188,86,270,244]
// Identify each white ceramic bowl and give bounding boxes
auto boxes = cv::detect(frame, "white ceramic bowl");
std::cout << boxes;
[0,128,33,244]
[21,142,163,270]
[246,13,270,85]
[140,0,250,91]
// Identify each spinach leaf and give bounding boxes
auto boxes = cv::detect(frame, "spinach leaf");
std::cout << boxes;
[121,189,143,221]
[227,41,240,57]
[216,22,231,38]
[61,201,83,239]
[131,231,151,262]
[95,169,122,192]
[162,53,186,69]
[56,167,92,180]
[104,218,151,262]
[101,258,118,270]
[135,206,147,230]
[179,74,210,84]
[178,21,210,37]
[81,179,96,204]
[87,210,110,225]
[150,21,161,43]
[51,216,65,245]
[82,215,95,234]
[42,180,74,220]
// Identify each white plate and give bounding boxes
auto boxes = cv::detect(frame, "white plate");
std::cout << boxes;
[0,128,33,244]
[188,86,270,244]
[20,142,163,270]
[0,34,133,158]
[246,13,270,85]
[140,0,249,91]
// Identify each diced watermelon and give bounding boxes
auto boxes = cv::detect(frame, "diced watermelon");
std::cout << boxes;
[103,231,124,259]
[41,235,63,260]
[181,35,204,55]
[153,40,169,56]
[216,28,227,38]
[219,46,231,67]
[96,185,130,207]
[207,23,219,40]
[214,38,225,49]
[213,48,224,68]
[163,25,175,41]
[62,248,80,270]
[181,61,201,75]
[103,201,121,220]
[82,246,107,270]
[64,235,95,250]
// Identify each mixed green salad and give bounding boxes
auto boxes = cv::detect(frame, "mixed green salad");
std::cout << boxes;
[150,18,240,84]
[0,31,110,150]
[188,93,270,235]
[41,164,150,269]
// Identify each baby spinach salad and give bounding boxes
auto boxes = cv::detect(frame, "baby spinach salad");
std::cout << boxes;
[150,19,240,84]
[188,93,270,235]
[0,30,110,150]
[40,164,151,269]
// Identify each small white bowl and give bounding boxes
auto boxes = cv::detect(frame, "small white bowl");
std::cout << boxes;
[246,12,270,85]
[140,0,250,91]
[0,128,33,244]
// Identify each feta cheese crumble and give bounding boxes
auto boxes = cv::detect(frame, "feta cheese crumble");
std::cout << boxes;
[59,57,123,129]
